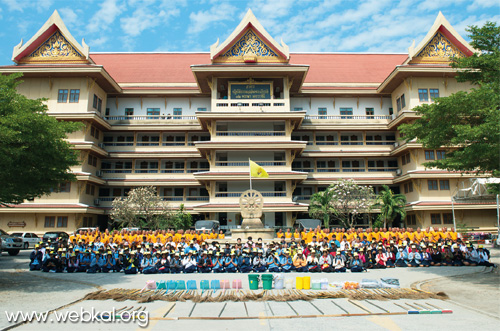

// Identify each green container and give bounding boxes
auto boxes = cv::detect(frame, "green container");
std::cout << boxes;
[262,274,274,290]
[248,275,260,290]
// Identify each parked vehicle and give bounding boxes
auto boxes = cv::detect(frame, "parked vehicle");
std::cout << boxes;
[42,231,69,243]
[0,229,23,255]
[194,220,220,233]
[10,232,41,249]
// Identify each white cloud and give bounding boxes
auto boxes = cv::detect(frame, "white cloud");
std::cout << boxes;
[90,36,109,48]
[188,2,238,34]
[467,0,500,11]
[87,0,125,33]
[120,0,184,37]
[36,0,53,13]
[59,8,80,28]
[1,0,25,12]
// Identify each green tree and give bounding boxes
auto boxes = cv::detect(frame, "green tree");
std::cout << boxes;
[329,179,375,228]
[0,73,82,205]
[399,22,500,175]
[308,188,337,228]
[372,185,407,229]
[169,204,193,230]
[110,186,172,229]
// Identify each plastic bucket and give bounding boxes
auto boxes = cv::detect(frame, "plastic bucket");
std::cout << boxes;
[296,277,304,290]
[303,276,311,290]
[248,274,260,290]
[285,278,294,289]
[274,274,284,289]
[311,280,321,290]
[262,274,274,290]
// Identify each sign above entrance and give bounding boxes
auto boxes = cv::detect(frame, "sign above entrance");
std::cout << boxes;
[230,83,271,99]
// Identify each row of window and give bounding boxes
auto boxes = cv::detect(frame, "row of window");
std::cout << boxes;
[425,150,446,160]
[293,107,394,116]
[401,153,411,165]
[85,183,96,196]
[396,94,406,112]
[122,107,207,117]
[44,216,68,228]
[403,182,414,193]
[428,180,450,191]
[88,154,98,167]
[418,88,440,102]
[90,126,100,139]
[431,213,453,225]
[93,94,103,112]
[82,216,95,228]
[49,182,71,193]
[57,89,80,103]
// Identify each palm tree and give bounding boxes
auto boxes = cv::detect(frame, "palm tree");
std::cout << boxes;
[372,185,407,228]
[308,188,336,228]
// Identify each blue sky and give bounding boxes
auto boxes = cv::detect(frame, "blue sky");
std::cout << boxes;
[0,0,498,65]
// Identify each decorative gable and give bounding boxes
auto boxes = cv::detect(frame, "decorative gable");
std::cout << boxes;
[211,9,289,64]
[12,10,90,64]
[412,32,465,63]
[21,30,86,63]
[216,29,282,63]
[406,12,477,65]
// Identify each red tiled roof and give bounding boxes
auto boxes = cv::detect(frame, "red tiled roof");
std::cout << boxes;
[89,53,408,85]
[411,201,496,206]
[195,203,306,208]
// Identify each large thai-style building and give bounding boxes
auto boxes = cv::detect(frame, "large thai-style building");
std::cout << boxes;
[0,10,496,234]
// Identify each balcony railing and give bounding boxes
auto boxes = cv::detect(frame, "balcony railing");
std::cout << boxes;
[216,131,286,137]
[298,140,396,146]
[102,169,133,173]
[316,168,340,173]
[162,196,209,202]
[305,115,392,120]
[293,167,398,173]
[367,167,398,172]
[215,161,286,167]
[215,191,287,198]
[105,115,197,121]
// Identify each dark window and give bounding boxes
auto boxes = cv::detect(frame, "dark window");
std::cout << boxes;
[57,216,68,228]
[125,108,134,117]
[293,107,303,111]
[428,180,438,191]
[401,94,406,108]
[431,213,441,224]
[197,107,207,112]
[93,94,98,108]
[436,150,446,160]
[44,216,55,228]
[318,107,327,117]
[58,89,68,103]
[340,107,353,118]
[418,89,429,102]
[97,98,102,112]
[439,180,450,190]
[408,181,413,192]
[99,188,110,197]
[425,150,435,160]
[389,107,393,115]
[69,89,80,103]
[443,213,453,224]
[59,182,71,193]
[365,108,374,116]
[429,89,440,101]
[396,98,401,112]
[173,108,182,119]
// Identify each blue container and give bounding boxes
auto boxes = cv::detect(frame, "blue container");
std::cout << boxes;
[187,280,197,290]
[176,280,186,290]
[211,279,220,290]
[167,280,177,290]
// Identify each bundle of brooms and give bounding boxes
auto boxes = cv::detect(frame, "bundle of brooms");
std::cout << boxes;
[83,288,448,303]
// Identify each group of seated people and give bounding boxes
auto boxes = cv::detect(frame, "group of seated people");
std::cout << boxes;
[28,227,496,274]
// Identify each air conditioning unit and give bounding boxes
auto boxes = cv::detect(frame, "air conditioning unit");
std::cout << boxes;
[396,169,402,176]
[94,199,100,206]
[96,170,102,177]
[98,143,105,149]
[393,141,399,148]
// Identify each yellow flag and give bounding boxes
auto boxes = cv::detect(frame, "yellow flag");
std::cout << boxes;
[249,160,269,178]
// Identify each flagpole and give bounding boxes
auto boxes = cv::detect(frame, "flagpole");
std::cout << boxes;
[249,158,252,190]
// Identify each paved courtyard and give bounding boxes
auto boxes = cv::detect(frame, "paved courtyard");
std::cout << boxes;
[0,249,498,330]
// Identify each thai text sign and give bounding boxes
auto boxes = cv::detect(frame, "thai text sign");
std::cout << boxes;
[230,84,271,99]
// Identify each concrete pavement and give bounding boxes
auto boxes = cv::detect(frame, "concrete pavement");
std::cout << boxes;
[1,249,498,330]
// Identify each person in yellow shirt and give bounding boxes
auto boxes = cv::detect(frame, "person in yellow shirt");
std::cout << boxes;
[414,228,424,243]
[218,230,225,240]
[372,229,381,242]
[293,229,301,240]
[285,228,292,240]
[174,231,182,243]
[306,229,314,244]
